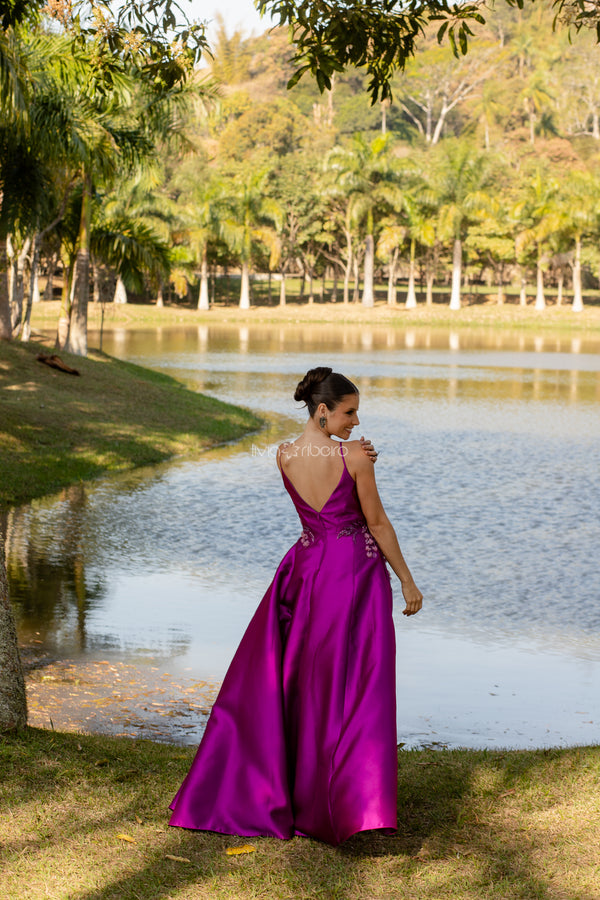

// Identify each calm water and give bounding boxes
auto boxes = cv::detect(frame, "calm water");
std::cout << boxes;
[8,323,600,748]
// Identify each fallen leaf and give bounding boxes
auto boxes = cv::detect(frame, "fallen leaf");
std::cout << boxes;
[94,759,109,767]
[117,834,136,843]
[497,789,516,799]
[135,815,143,824]
[165,854,191,863]
[225,844,256,856]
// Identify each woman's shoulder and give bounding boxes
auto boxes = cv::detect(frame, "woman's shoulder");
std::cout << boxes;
[277,440,299,467]
[277,440,296,456]
[342,440,365,457]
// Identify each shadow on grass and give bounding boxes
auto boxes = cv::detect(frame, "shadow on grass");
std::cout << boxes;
[3,728,596,899]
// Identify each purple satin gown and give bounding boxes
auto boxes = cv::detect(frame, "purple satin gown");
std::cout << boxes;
[169,446,397,846]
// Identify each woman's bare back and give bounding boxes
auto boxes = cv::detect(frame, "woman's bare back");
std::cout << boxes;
[278,440,357,513]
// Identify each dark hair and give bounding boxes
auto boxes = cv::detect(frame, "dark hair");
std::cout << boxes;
[294,367,359,417]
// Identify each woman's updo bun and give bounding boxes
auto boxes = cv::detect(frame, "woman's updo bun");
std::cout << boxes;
[294,367,358,417]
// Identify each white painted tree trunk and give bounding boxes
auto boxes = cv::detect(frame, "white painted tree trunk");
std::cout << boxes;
[519,275,528,306]
[113,275,128,304]
[449,238,462,310]
[426,271,434,306]
[387,248,398,306]
[535,253,545,310]
[405,241,417,308]
[66,245,89,355]
[572,237,584,312]
[239,261,250,309]
[198,247,209,310]
[361,234,375,307]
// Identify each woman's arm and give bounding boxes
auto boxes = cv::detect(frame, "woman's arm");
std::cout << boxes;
[351,446,423,616]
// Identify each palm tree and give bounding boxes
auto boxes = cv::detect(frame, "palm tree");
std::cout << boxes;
[556,170,600,312]
[514,168,562,310]
[425,140,496,310]
[0,23,31,340]
[219,168,281,309]
[326,134,401,307]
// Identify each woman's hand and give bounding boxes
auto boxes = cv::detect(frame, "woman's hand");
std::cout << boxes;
[359,436,378,463]
[401,581,423,617]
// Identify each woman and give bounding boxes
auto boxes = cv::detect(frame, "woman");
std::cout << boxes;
[169,366,423,846]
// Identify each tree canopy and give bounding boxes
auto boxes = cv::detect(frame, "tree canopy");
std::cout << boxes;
[258,0,600,103]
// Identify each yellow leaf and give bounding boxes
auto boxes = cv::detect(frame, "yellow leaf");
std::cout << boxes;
[117,833,137,843]
[135,815,143,824]
[165,854,191,863]
[225,844,256,856]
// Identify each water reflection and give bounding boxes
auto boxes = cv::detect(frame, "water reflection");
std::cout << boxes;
[5,485,106,653]
[89,322,600,360]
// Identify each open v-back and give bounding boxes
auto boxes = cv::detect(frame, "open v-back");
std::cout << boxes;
[169,440,397,846]
[279,446,349,514]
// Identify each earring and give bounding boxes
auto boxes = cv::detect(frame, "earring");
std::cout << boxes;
[319,416,326,429]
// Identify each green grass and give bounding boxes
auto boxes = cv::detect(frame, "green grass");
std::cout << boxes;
[0,339,263,507]
[1,728,600,899]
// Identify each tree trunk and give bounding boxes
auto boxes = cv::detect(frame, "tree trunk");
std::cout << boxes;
[449,238,462,310]
[56,253,74,349]
[43,253,58,302]
[279,271,286,306]
[497,267,505,305]
[352,255,360,303]
[535,247,545,310]
[556,271,563,307]
[113,275,128,304]
[426,269,434,306]
[343,232,352,304]
[361,233,375,307]
[198,247,210,310]
[572,236,584,312]
[20,234,41,342]
[387,247,398,306]
[156,284,164,307]
[0,237,11,340]
[239,260,250,309]
[405,239,418,308]
[0,525,27,731]
[67,170,92,356]
[12,236,31,334]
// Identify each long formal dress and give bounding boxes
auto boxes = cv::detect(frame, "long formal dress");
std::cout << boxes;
[169,446,397,846]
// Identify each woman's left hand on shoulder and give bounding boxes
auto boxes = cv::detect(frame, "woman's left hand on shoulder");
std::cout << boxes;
[359,436,378,463]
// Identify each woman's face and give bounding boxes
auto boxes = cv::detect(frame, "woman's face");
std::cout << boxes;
[324,392,360,439]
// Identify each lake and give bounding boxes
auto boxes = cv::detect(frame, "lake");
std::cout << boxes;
[8,322,600,749]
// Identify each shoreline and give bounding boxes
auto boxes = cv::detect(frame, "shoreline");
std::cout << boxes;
[29,298,600,335]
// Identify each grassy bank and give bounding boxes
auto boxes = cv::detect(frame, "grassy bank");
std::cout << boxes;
[0,340,262,507]
[29,297,600,335]
[1,727,599,900]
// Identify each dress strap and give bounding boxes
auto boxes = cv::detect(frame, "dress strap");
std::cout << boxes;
[339,441,348,471]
